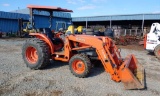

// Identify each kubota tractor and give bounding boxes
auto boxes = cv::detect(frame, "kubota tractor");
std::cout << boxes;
[22,5,145,90]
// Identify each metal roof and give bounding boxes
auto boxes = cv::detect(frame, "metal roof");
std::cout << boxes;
[27,5,73,12]
[72,13,160,22]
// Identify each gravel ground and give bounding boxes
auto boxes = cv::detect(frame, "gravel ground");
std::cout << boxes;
[0,38,160,96]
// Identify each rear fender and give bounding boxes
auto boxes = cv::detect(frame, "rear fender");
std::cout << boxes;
[29,33,54,54]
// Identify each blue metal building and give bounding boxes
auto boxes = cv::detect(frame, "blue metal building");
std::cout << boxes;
[0,11,29,33]
[13,8,72,31]
[0,9,72,33]
[72,13,160,29]
[72,13,160,21]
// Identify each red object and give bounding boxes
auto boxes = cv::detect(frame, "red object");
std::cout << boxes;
[72,60,85,74]
[26,46,38,64]
[27,5,73,12]
[144,34,147,49]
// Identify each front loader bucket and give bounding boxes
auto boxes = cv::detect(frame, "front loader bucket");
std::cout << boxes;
[119,54,145,90]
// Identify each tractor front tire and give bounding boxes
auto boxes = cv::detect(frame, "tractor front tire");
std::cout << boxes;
[154,45,160,60]
[69,54,92,78]
[22,38,50,69]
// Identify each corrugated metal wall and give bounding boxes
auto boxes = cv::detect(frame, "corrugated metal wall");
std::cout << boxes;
[0,11,29,20]
[0,18,18,33]
[0,11,29,33]
[34,10,71,18]
[34,15,71,30]
[0,11,71,33]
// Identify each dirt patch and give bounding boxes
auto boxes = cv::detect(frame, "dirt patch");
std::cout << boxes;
[146,72,160,81]
[25,90,62,96]
[70,86,82,94]
[0,45,19,52]
[0,87,13,95]
[137,58,145,60]
[50,90,63,96]
[25,92,37,96]
[23,76,34,82]
[0,37,27,41]
[149,89,160,95]
[106,93,121,96]
[118,44,144,51]
[48,80,56,86]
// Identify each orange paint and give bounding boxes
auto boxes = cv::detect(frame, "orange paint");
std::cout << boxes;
[72,60,85,74]
[26,46,38,64]
[30,33,55,54]
[28,33,144,89]
[27,5,73,12]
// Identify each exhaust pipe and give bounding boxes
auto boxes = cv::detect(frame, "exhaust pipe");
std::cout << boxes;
[119,54,145,89]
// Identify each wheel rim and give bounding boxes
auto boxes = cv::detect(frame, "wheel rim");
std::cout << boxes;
[72,60,85,74]
[26,46,38,64]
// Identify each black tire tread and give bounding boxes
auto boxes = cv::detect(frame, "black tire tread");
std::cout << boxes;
[22,38,50,69]
[154,45,160,60]
[69,54,92,78]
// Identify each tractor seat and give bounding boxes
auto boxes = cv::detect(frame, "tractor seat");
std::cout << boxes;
[38,28,63,45]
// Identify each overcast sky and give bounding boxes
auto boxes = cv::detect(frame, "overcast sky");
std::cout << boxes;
[0,0,160,17]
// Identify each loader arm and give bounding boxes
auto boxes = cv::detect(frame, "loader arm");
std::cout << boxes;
[67,35,145,89]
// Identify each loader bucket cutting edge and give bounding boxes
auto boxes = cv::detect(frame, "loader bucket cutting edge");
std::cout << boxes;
[120,55,145,90]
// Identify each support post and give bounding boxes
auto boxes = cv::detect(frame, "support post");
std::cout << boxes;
[49,11,53,28]
[125,29,126,36]
[86,18,88,28]
[110,16,112,29]
[29,8,34,29]
[142,14,144,33]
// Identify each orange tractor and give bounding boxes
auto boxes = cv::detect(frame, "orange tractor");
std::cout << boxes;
[22,5,145,90]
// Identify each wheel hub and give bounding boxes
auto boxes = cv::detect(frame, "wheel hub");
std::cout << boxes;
[26,46,38,64]
[78,63,82,68]
[72,60,85,74]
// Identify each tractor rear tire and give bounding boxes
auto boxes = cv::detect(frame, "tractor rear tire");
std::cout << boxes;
[154,45,160,60]
[22,38,51,69]
[69,54,92,78]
